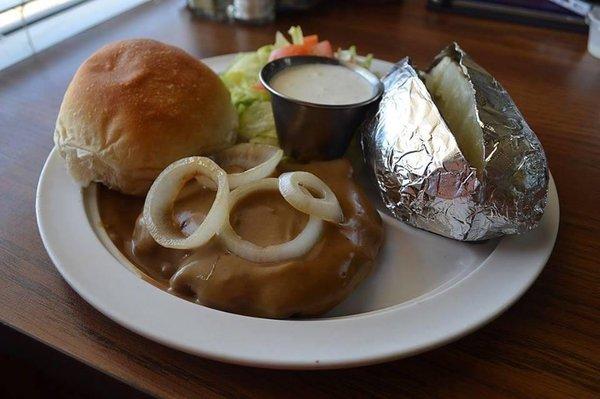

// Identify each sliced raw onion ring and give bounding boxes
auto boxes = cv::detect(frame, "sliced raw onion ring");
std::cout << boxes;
[219,178,323,263]
[214,143,283,189]
[143,157,229,249]
[278,171,344,223]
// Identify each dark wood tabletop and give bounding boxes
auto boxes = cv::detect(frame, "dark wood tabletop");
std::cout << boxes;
[1,0,599,397]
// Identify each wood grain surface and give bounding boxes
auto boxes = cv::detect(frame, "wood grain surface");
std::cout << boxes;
[1,0,599,397]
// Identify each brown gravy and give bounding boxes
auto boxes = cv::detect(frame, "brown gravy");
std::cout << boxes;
[98,159,383,318]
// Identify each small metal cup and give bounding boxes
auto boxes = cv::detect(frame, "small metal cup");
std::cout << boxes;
[259,56,383,161]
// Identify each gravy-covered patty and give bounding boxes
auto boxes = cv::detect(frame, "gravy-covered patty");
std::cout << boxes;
[98,159,383,318]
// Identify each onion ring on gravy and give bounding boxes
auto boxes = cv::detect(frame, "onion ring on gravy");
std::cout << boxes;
[219,178,324,263]
[278,171,344,223]
[214,143,283,189]
[143,157,229,249]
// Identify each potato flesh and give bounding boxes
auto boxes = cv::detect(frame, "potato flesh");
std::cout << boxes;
[425,57,484,173]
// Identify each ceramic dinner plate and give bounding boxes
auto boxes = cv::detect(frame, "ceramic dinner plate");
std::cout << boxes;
[36,55,559,369]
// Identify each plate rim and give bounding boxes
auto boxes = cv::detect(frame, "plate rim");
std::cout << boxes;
[35,54,560,370]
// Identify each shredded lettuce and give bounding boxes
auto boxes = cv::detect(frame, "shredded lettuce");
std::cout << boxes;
[221,45,272,115]
[221,74,269,114]
[335,45,374,70]
[360,53,374,70]
[274,31,290,49]
[249,134,279,147]
[238,101,277,145]
[221,27,374,147]
[221,43,276,144]
[287,26,304,45]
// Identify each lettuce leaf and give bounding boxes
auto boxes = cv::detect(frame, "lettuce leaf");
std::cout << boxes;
[287,26,304,45]
[238,101,277,143]
[221,42,277,143]
[221,45,272,114]
[249,134,279,147]
[335,45,374,70]
[274,31,290,49]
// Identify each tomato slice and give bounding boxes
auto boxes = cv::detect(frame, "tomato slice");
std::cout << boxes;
[302,35,319,47]
[310,40,333,58]
[268,44,309,61]
[269,38,333,61]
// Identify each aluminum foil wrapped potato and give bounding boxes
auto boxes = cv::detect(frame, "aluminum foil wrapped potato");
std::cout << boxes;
[361,43,548,241]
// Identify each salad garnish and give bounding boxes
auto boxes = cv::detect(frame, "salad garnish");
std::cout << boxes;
[221,26,374,146]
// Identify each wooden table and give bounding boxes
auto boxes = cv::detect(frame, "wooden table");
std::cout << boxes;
[1,0,598,397]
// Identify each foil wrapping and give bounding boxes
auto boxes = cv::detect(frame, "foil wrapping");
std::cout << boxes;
[361,43,548,241]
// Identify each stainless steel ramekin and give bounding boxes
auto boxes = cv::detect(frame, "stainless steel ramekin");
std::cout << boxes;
[260,56,383,161]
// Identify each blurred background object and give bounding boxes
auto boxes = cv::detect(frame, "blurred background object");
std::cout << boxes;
[185,0,600,57]
[0,0,149,71]
[187,0,276,23]
[427,0,591,31]
[186,0,231,20]
[277,0,323,11]
[588,5,600,57]
[187,0,322,23]
[425,0,600,57]
[228,0,275,24]
[2,0,598,71]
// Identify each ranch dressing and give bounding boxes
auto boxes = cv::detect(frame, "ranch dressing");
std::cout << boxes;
[270,64,375,105]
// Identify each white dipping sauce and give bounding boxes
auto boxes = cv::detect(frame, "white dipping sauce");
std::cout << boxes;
[270,64,375,105]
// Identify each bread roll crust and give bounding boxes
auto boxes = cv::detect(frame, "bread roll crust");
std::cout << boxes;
[54,39,237,195]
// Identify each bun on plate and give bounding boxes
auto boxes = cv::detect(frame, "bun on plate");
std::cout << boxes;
[54,39,237,196]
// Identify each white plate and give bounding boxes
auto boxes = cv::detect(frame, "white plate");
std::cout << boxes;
[36,55,559,369]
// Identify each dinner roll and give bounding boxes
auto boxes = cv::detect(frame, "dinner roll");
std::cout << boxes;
[54,39,237,195]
